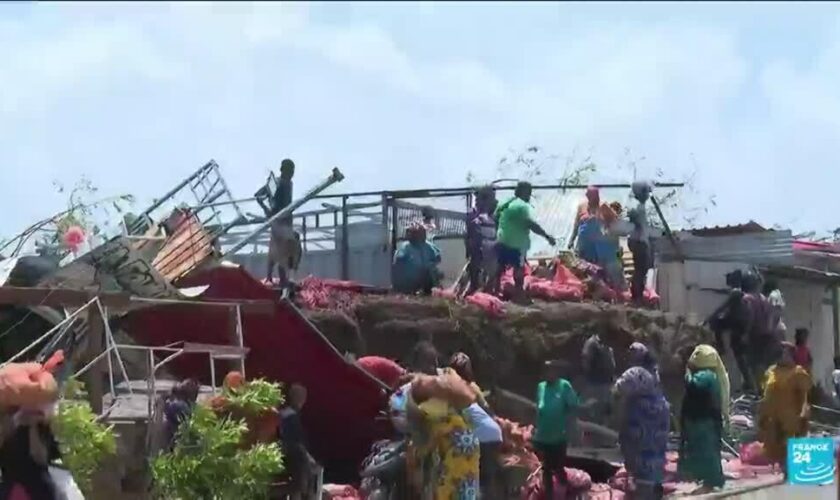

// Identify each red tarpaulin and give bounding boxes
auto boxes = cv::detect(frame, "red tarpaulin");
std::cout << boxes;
[121,266,389,479]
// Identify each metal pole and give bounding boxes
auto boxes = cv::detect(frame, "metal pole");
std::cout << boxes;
[133,161,217,226]
[235,305,246,377]
[147,350,155,421]
[341,195,349,280]
[97,302,133,395]
[3,297,98,365]
[221,168,345,257]
[210,352,217,395]
[105,312,115,400]
[650,194,683,260]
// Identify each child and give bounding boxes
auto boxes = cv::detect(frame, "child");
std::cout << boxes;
[793,328,813,373]
[532,360,579,499]
[833,357,840,407]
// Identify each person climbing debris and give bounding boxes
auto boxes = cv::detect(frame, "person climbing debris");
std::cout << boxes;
[627,181,653,304]
[741,270,779,391]
[569,186,602,264]
[265,159,302,289]
[464,186,499,296]
[708,269,754,393]
[492,181,556,304]
[763,279,787,341]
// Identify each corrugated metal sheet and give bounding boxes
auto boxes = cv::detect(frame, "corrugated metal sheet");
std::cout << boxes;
[658,229,795,265]
[688,221,767,237]
[762,265,840,283]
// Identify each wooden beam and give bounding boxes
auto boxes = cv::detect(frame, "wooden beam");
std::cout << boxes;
[86,305,105,414]
[0,287,131,308]
[0,287,277,315]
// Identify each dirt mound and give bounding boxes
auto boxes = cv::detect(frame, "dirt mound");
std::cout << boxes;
[304,295,712,408]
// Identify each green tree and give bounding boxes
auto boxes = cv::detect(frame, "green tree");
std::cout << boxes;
[151,380,284,500]
[467,145,715,229]
[52,379,118,496]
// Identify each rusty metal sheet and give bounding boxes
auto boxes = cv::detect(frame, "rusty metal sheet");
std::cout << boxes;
[39,236,185,300]
[151,211,214,282]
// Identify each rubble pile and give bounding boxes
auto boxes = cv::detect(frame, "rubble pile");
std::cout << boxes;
[305,293,712,409]
[495,254,660,307]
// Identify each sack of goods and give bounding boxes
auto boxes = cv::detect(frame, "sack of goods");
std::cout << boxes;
[410,372,476,410]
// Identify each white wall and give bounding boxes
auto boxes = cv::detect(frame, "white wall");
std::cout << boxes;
[778,279,836,391]
[658,260,837,392]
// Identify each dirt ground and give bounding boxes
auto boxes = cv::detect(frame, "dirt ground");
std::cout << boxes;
[305,295,713,413]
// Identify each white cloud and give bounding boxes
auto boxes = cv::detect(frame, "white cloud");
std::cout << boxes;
[4,3,840,237]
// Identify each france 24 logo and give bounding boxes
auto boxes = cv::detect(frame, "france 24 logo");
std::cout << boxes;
[787,437,835,486]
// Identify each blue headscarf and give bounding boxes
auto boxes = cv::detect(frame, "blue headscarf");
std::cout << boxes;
[629,342,659,381]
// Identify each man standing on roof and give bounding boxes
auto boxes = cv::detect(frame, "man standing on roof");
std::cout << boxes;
[491,181,556,304]
[266,159,302,289]
[627,181,654,304]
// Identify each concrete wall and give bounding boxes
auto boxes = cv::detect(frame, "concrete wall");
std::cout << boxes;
[658,260,838,392]
[778,278,836,390]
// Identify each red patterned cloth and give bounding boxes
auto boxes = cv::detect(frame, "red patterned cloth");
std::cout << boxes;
[357,356,406,389]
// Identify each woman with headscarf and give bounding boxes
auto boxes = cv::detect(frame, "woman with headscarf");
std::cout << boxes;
[448,352,502,499]
[613,342,669,499]
[596,202,627,291]
[678,345,728,493]
[392,223,442,295]
[759,342,811,475]
[569,186,603,264]
[408,370,480,500]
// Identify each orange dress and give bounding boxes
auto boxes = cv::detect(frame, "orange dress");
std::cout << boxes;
[759,364,811,463]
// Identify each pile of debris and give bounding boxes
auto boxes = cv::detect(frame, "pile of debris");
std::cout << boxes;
[305,292,711,409]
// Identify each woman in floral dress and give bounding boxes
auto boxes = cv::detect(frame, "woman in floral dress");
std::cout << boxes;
[408,389,480,499]
[613,342,670,499]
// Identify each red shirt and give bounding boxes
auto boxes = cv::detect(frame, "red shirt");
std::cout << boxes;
[793,345,812,369]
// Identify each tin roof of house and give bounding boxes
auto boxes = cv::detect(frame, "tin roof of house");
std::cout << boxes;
[687,221,768,237]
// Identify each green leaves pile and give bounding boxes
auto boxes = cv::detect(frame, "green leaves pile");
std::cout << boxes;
[52,380,118,496]
[222,378,285,413]
[151,380,285,500]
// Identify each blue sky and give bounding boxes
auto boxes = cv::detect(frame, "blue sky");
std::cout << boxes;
[3,1,840,239]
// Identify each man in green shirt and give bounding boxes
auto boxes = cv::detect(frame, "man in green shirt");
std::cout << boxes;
[533,360,579,499]
[492,182,556,303]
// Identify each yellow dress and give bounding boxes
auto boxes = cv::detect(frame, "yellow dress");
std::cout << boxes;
[416,399,480,500]
[759,364,811,464]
